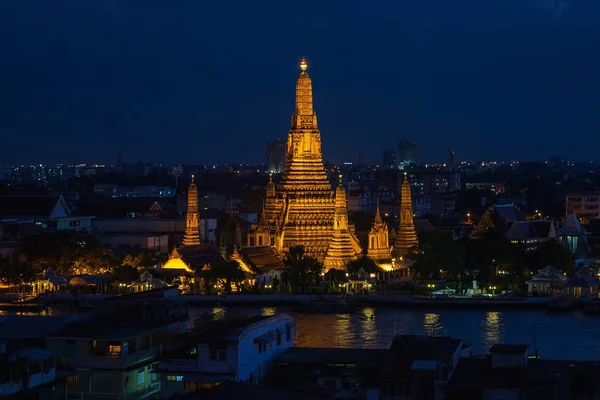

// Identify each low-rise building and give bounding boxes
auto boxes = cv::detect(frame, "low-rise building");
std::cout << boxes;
[0,195,93,232]
[0,346,65,399]
[45,315,164,400]
[159,314,295,397]
[447,344,600,399]
[232,246,285,289]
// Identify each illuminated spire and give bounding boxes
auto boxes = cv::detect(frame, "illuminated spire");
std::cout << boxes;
[300,57,307,72]
[182,175,201,246]
[392,172,418,257]
[374,198,383,226]
[293,57,315,125]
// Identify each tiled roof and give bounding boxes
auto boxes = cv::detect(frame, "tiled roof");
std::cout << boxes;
[179,244,225,270]
[238,246,284,272]
[0,195,61,217]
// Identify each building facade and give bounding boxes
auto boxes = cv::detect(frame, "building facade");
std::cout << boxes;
[267,139,286,173]
[396,139,418,168]
[159,314,295,397]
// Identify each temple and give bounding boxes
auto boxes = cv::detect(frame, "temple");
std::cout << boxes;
[182,176,201,246]
[392,172,418,258]
[367,200,393,268]
[248,59,361,269]
[323,176,361,270]
[162,177,223,273]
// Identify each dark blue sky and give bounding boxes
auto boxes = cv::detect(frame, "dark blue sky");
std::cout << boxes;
[1,0,599,165]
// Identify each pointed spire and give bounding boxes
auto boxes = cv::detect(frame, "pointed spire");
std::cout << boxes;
[182,174,201,246]
[259,201,267,225]
[393,170,418,258]
[373,198,383,226]
[292,57,315,127]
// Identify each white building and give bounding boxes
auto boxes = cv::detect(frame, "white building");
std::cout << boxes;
[0,346,59,397]
[159,314,295,397]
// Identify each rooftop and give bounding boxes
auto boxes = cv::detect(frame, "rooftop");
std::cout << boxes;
[192,315,282,343]
[277,347,387,366]
[0,316,67,339]
[48,314,167,340]
[490,344,530,354]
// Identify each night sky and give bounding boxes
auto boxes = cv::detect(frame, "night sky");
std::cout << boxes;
[1,0,599,165]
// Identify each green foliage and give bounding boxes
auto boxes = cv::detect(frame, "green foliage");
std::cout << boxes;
[21,231,118,275]
[526,240,573,275]
[282,246,323,292]
[347,256,380,274]
[209,260,246,292]
[121,253,153,269]
[412,231,465,280]
[113,265,139,283]
[0,259,36,289]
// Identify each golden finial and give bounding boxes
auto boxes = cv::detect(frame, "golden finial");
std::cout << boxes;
[338,174,343,184]
[300,57,307,72]
[191,174,195,184]
[269,173,273,182]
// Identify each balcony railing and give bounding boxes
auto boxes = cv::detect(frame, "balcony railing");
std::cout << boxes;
[67,382,160,400]
[70,345,163,369]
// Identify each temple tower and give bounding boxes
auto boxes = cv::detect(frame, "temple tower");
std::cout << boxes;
[278,58,332,195]
[392,172,418,257]
[324,176,359,270]
[368,200,392,265]
[182,175,201,246]
[249,58,362,261]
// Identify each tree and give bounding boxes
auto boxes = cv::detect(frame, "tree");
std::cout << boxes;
[412,231,465,280]
[347,256,380,274]
[0,258,36,295]
[282,246,323,292]
[20,231,118,275]
[122,253,153,269]
[527,240,573,275]
[209,261,246,292]
[113,265,140,283]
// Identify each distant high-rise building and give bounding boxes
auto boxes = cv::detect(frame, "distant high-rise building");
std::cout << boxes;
[397,140,418,168]
[267,139,286,173]
[448,150,455,169]
[382,149,396,168]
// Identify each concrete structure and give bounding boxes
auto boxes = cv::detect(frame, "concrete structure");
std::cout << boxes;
[566,192,600,222]
[159,314,295,397]
[0,347,61,398]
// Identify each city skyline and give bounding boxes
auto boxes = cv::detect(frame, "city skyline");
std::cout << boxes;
[2,0,600,165]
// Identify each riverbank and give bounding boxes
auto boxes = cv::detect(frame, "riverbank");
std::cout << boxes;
[5,291,566,312]
[178,294,554,310]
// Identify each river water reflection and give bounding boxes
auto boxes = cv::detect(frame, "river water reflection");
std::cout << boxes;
[190,306,600,360]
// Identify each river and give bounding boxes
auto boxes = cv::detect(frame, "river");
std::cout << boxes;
[189,306,600,360]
